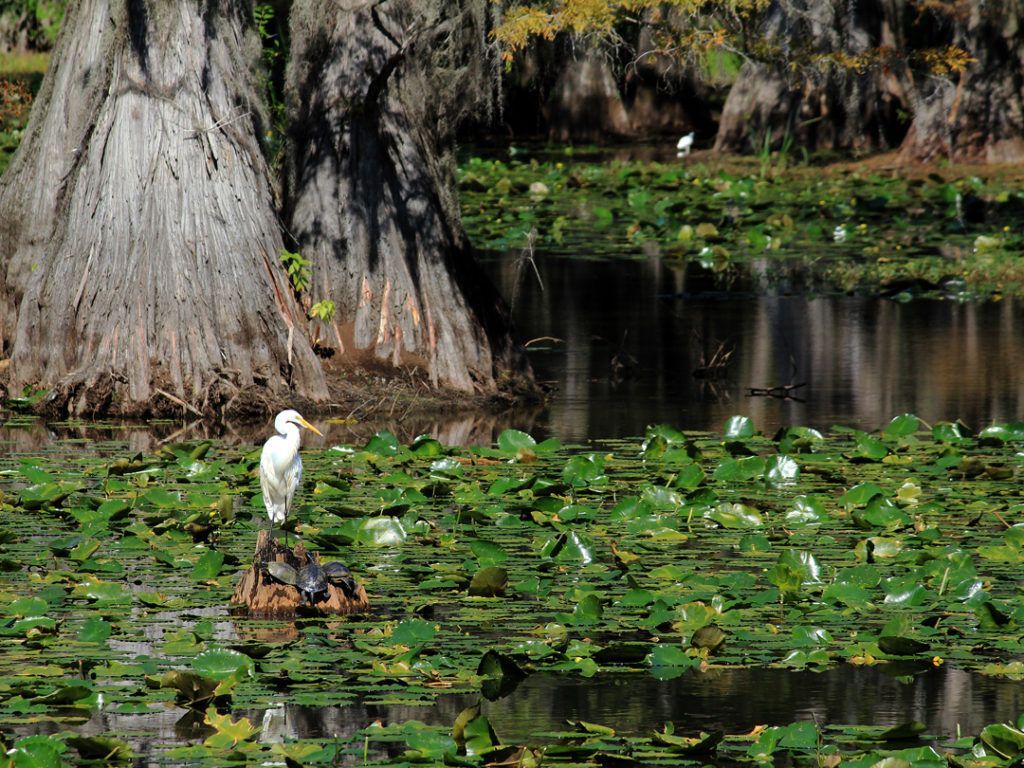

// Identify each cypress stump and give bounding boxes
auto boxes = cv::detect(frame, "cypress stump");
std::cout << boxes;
[231,530,370,617]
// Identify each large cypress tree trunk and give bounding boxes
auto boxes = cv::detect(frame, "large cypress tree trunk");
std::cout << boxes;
[714,0,908,154]
[899,2,1024,162]
[285,0,532,394]
[0,0,328,415]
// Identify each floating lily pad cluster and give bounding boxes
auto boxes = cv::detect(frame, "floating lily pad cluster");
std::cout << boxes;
[2,416,1024,764]
[458,154,1024,299]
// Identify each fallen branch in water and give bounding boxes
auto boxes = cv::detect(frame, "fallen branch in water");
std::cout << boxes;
[746,382,807,400]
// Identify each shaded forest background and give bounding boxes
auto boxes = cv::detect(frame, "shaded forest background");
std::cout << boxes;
[4,1,1024,163]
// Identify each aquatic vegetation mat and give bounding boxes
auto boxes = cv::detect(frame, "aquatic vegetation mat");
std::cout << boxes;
[459,154,1024,300]
[3,415,1024,764]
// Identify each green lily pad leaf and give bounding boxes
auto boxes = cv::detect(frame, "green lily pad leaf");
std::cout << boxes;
[391,619,437,646]
[7,735,66,768]
[839,482,885,507]
[66,735,134,762]
[713,456,766,482]
[739,533,772,552]
[852,433,889,460]
[673,463,705,489]
[410,435,444,456]
[981,723,1024,758]
[705,502,763,529]
[497,429,537,460]
[365,431,400,456]
[72,578,131,604]
[459,710,501,757]
[932,421,967,442]
[979,423,1024,444]
[192,648,254,681]
[141,488,179,508]
[651,726,723,754]
[690,625,726,652]
[879,721,926,740]
[646,644,696,679]
[881,577,929,606]
[77,617,112,643]
[147,670,223,707]
[885,414,920,439]
[785,495,827,526]
[469,539,508,567]
[35,682,94,706]
[853,496,911,531]
[477,650,526,701]
[778,720,819,749]
[724,415,755,438]
[1,615,58,637]
[190,549,225,580]
[878,635,930,656]
[765,455,799,485]
[822,582,872,608]
[19,482,76,510]
[203,708,260,749]
[569,720,616,736]
[855,536,904,560]
[6,596,49,617]
[777,426,824,453]
[562,454,607,488]
[68,538,102,562]
[468,566,508,597]
[570,593,603,625]
[541,531,594,563]
[397,722,457,760]
[356,516,407,546]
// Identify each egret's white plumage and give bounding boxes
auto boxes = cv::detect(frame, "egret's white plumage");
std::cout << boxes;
[676,131,695,157]
[260,409,323,539]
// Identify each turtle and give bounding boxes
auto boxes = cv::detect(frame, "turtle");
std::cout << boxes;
[322,561,358,598]
[297,553,329,605]
[264,561,299,586]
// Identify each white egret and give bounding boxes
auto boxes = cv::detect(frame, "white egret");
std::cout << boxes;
[260,409,323,544]
[676,131,695,157]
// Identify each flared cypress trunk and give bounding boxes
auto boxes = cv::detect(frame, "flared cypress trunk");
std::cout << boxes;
[714,0,907,154]
[899,2,1024,162]
[0,0,328,415]
[286,0,531,394]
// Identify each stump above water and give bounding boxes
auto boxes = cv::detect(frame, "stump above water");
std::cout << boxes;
[231,530,370,617]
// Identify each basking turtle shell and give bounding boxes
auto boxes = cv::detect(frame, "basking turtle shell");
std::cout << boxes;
[323,561,358,597]
[265,561,298,586]
[297,557,328,605]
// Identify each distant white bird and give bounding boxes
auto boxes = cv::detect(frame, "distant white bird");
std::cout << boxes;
[260,409,323,544]
[676,132,695,158]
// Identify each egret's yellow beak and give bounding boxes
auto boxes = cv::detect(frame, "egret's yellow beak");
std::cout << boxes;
[297,416,323,437]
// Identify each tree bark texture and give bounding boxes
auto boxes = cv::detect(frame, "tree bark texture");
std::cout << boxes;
[900,1,1024,162]
[545,49,632,141]
[286,0,532,395]
[0,0,328,415]
[231,531,370,617]
[714,1,907,154]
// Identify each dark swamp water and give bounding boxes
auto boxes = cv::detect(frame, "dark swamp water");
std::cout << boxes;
[481,252,1024,442]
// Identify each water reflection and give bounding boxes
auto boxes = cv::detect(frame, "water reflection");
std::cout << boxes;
[486,252,1024,441]
[14,664,1024,763]
[482,665,1024,742]
[240,664,1024,743]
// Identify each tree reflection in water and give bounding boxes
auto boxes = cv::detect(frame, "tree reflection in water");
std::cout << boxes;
[487,252,1024,441]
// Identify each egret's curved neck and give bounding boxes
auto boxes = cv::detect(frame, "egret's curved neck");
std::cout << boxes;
[280,423,301,449]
